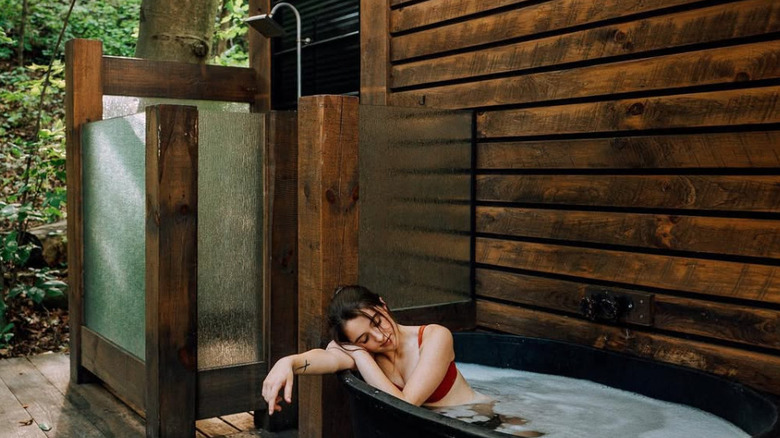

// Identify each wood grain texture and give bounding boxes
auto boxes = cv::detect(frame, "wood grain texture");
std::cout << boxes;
[477,85,780,137]
[297,95,359,438]
[196,418,239,437]
[477,174,780,212]
[102,56,258,102]
[361,0,390,105]
[391,0,534,33]
[197,363,267,419]
[392,40,780,108]
[145,104,199,438]
[64,39,103,385]
[476,206,780,258]
[249,0,272,110]
[476,300,780,394]
[476,269,780,349]
[0,364,47,438]
[475,237,780,303]
[391,0,702,61]
[80,327,146,411]
[391,0,780,87]
[477,131,780,169]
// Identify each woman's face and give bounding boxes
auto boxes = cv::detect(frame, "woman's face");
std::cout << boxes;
[341,307,396,353]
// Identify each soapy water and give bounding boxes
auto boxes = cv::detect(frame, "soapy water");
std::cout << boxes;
[430,363,749,438]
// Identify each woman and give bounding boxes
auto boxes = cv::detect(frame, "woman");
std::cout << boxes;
[262,285,488,415]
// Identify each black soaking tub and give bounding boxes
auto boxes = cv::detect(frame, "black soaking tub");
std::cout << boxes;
[339,332,780,438]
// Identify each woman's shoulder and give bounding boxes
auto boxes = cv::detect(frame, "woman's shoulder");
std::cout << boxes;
[419,324,453,343]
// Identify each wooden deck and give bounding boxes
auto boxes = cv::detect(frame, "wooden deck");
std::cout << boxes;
[0,353,297,438]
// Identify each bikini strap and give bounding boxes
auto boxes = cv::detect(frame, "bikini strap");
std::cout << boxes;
[418,325,427,347]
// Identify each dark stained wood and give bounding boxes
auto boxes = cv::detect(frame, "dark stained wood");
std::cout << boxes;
[80,326,146,412]
[476,86,780,137]
[249,0,272,111]
[102,56,257,102]
[392,40,780,108]
[477,299,780,395]
[475,237,780,303]
[476,269,780,349]
[197,363,267,419]
[145,105,199,438]
[394,301,476,332]
[361,0,390,105]
[0,358,105,437]
[391,0,534,33]
[28,353,146,437]
[476,206,780,259]
[64,39,103,385]
[477,131,780,169]
[260,111,299,432]
[391,0,780,87]
[391,0,703,61]
[477,174,780,212]
[297,95,359,438]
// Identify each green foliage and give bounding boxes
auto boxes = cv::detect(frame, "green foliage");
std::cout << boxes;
[211,0,249,66]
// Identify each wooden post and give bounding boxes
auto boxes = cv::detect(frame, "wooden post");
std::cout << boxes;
[65,38,103,384]
[249,0,272,111]
[297,95,359,438]
[360,0,390,105]
[145,105,199,438]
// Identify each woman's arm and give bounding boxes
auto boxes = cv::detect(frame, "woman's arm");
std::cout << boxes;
[262,342,355,415]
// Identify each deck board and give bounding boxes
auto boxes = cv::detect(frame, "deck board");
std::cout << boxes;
[0,354,295,438]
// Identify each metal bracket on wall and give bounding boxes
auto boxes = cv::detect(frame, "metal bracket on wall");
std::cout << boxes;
[580,289,654,327]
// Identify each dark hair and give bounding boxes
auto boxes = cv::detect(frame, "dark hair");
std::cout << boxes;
[327,285,395,344]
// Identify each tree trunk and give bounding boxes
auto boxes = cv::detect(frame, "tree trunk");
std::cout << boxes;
[135,0,221,63]
[17,0,28,66]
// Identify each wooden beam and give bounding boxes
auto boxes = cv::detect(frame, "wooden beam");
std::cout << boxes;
[102,57,257,102]
[197,362,267,419]
[145,104,199,438]
[297,95,359,438]
[393,301,476,332]
[65,38,103,385]
[391,0,533,33]
[80,327,145,411]
[360,0,390,105]
[249,0,272,111]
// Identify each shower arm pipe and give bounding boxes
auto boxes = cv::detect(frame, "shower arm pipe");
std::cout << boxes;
[270,2,302,99]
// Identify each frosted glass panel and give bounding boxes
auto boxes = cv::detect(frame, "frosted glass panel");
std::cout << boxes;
[197,111,265,370]
[103,96,249,119]
[359,105,472,309]
[82,114,146,360]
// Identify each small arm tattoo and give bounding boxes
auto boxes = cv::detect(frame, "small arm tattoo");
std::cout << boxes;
[296,360,311,374]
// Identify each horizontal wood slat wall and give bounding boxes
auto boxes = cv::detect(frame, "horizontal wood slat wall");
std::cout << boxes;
[380,0,780,394]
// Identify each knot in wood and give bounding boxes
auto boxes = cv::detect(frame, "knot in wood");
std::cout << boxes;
[325,188,337,204]
[627,102,645,116]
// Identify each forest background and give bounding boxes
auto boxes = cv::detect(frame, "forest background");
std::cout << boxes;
[0,0,251,358]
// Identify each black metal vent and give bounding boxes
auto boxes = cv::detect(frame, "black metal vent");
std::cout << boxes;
[270,0,359,109]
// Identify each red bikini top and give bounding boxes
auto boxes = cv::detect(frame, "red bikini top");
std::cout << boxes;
[418,325,458,403]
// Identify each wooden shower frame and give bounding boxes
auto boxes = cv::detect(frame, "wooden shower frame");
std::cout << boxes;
[65,38,298,436]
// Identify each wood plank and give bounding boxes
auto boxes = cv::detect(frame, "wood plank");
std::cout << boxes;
[477,85,780,137]
[391,0,534,33]
[0,366,47,438]
[197,363,266,419]
[28,353,145,437]
[102,56,258,102]
[195,418,239,437]
[0,358,105,437]
[392,0,780,87]
[476,300,780,395]
[249,0,272,111]
[477,131,780,169]
[80,326,145,411]
[392,40,780,108]
[361,0,390,104]
[297,95,359,438]
[260,111,299,432]
[477,174,780,212]
[394,301,476,332]
[220,412,256,431]
[391,0,703,61]
[145,104,199,438]
[475,237,780,303]
[476,206,780,259]
[65,38,103,385]
[476,269,780,349]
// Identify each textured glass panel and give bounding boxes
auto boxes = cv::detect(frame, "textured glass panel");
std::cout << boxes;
[103,96,249,119]
[359,105,472,309]
[82,114,146,360]
[197,111,265,370]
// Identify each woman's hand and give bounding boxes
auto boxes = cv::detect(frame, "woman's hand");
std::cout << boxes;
[262,356,294,415]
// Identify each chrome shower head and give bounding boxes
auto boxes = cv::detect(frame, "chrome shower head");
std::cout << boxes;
[245,13,286,38]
